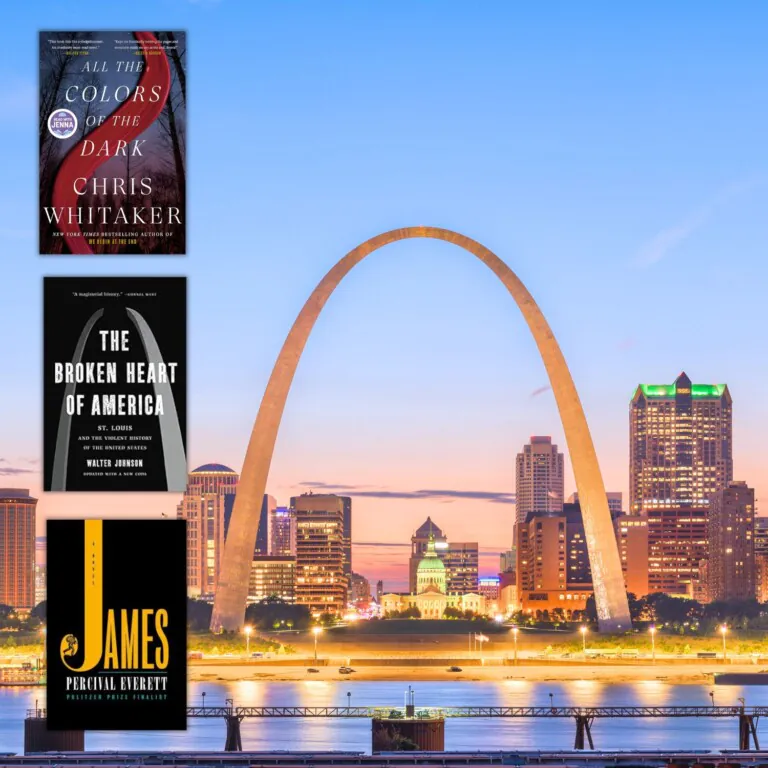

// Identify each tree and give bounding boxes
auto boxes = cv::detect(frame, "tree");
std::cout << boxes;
[187,599,213,631]
[245,597,311,631]
[30,602,46,621]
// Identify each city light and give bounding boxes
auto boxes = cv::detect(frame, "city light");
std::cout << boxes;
[512,626,519,664]
[580,625,588,654]
[720,624,728,661]
[312,625,323,663]
[649,625,656,662]
[244,625,252,657]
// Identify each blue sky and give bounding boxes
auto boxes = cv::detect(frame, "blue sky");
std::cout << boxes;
[2,1,767,587]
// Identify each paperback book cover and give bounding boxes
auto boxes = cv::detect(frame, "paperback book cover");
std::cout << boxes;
[46,519,187,730]
[39,31,186,255]
[43,277,187,492]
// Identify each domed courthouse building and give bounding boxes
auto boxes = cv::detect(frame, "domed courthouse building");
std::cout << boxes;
[380,535,486,618]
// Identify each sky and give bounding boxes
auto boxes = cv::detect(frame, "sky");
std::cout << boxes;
[1,1,767,590]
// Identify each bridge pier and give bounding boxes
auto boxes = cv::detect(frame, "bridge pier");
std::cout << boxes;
[739,714,760,750]
[224,715,244,751]
[573,715,594,750]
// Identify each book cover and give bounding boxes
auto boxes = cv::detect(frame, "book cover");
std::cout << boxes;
[46,519,187,730]
[39,31,186,255]
[43,277,187,492]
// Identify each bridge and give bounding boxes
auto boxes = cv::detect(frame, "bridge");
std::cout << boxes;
[28,703,765,752]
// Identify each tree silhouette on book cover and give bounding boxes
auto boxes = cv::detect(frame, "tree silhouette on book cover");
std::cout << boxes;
[39,31,186,255]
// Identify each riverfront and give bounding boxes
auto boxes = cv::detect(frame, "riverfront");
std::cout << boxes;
[3,680,768,754]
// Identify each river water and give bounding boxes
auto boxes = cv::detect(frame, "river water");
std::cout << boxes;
[0,680,765,754]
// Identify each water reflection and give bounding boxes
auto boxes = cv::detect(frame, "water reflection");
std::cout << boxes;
[0,680,763,755]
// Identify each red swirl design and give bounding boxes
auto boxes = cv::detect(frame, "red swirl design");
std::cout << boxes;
[51,32,171,255]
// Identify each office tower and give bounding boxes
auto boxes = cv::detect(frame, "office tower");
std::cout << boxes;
[34,537,46,607]
[755,518,768,602]
[409,517,448,592]
[292,493,347,615]
[613,514,649,597]
[646,506,708,596]
[500,549,516,573]
[376,580,384,602]
[254,494,278,555]
[341,495,352,575]
[347,572,371,605]
[444,542,479,594]
[0,489,37,611]
[248,555,296,604]
[516,502,605,616]
[177,463,238,599]
[707,481,755,602]
[568,491,623,516]
[630,372,732,512]
[515,436,564,526]
[270,506,297,556]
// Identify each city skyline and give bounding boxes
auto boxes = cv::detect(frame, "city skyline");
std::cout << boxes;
[2,2,767,593]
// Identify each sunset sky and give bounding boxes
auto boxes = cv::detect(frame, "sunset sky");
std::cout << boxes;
[1,2,767,590]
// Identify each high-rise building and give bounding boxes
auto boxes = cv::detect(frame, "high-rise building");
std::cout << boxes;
[177,463,238,599]
[707,481,755,602]
[500,548,516,574]
[409,517,448,592]
[444,542,479,594]
[0,489,37,611]
[254,494,278,555]
[292,493,347,615]
[269,506,297,556]
[646,506,708,596]
[347,572,371,605]
[34,537,46,607]
[613,514,649,597]
[515,436,564,526]
[376,580,384,602]
[248,555,296,604]
[516,502,618,616]
[568,491,623,516]
[630,373,732,513]
[340,495,352,576]
[755,518,768,602]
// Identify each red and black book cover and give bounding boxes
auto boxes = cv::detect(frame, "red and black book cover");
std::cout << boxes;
[39,31,186,255]
[43,277,187,492]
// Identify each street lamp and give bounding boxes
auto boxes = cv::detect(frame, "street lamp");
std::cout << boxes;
[649,625,656,662]
[580,625,588,654]
[202,691,207,710]
[477,633,489,665]
[709,690,715,707]
[347,691,352,709]
[512,627,519,665]
[244,625,252,658]
[312,625,322,663]
[720,624,728,662]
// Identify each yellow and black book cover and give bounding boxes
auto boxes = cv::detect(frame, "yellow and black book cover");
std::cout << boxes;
[46,519,187,730]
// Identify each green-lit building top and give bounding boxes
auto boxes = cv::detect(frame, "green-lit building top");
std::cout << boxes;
[638,383,726,398]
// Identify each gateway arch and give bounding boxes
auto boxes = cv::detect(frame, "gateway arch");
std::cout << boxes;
[211,227,631,633]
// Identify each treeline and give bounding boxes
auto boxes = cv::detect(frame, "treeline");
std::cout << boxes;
[516,593,768,634]
[0,603,45,631]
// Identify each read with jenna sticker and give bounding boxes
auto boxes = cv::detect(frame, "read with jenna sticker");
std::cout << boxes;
[39,31,186,255]
[46,519,187,730]
[43,276,187,492]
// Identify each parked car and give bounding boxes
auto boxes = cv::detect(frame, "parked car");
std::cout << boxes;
[307,667,320,673]
[251,652,264,658]
[338,666,355,674]
[448,666,462,672]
